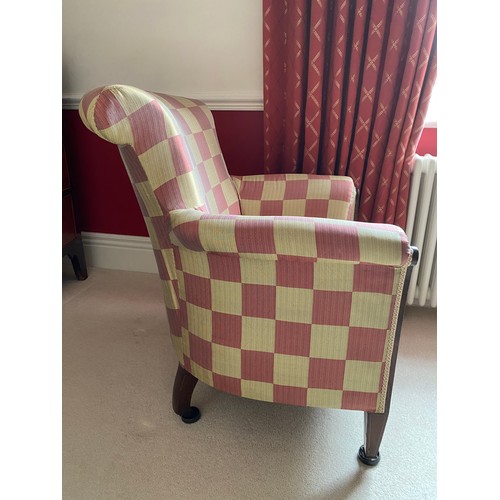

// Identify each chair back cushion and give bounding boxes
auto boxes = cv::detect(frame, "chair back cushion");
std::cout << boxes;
[79,85,241,215]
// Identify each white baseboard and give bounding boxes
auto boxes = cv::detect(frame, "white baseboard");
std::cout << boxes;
[81,232,157,274]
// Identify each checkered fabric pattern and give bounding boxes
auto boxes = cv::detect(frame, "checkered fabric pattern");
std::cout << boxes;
[169,208,412,413]
[231,174,357,220]
[79,84,414,414]
[79,85,241,216]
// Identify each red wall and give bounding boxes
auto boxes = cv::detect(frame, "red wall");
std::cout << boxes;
[63,110,436,237]
[415,127,437,156]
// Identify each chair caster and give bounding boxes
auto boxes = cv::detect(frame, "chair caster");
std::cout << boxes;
[357,445,380,466]
[181,406,201,424]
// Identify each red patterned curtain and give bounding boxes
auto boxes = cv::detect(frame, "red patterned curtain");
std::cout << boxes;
[263,0,437,227]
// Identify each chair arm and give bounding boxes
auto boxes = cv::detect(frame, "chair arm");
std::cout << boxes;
[169,209,413,268]
[231,174,357,220]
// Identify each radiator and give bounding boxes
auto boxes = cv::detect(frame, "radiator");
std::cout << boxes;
[405,154,437,307]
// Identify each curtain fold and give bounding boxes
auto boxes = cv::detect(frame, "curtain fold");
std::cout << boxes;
[263,0,437,228]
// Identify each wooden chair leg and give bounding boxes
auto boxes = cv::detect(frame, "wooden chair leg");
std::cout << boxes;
[358,412,389,465]
[357,252,418,465]
[172,364,201,424]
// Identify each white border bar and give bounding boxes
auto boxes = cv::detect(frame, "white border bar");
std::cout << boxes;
[63,94,264,112]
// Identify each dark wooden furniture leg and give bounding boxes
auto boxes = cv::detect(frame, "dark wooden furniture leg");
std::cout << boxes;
[358,248,418,466]
[63,235,88,280]
[172,364,201,424]
[358,412,389,465]
[62,144,88,281]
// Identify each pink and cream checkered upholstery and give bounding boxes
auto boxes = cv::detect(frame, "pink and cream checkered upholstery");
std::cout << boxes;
[80,84,414,414]
[232,174,356,219]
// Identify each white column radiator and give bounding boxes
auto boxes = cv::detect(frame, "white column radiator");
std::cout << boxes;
[406,154,437,307]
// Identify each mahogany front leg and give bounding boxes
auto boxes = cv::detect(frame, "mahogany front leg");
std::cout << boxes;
[172,364,201,424]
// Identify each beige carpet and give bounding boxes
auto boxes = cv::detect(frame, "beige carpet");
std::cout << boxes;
[62,265,436,500]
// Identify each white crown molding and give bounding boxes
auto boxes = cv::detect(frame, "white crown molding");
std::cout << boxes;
[81,232,157,274]
[63,93,264,112]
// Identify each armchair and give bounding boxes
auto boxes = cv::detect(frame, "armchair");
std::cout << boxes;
[79,85,417,466]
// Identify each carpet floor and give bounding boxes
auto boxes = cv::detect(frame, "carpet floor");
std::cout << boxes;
[62,265,436,500]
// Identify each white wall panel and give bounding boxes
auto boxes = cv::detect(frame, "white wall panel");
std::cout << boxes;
[62,0,263,107]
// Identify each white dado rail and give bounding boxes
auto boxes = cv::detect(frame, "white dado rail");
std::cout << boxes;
[62,92,264,112]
